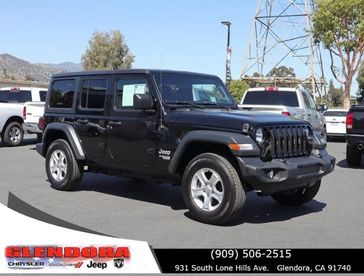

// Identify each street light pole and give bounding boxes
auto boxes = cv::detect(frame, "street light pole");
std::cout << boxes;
[221,21,232,86]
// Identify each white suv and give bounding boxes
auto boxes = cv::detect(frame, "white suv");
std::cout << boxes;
[239,86,326,137]
[0,87,47,146]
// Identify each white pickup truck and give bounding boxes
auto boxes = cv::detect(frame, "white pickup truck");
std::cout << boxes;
[0,87,47,146]
[239,86,326,137]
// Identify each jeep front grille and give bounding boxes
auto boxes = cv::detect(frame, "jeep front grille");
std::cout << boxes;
[259,125,313,161]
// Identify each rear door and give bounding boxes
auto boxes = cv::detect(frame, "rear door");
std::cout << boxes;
[74,76,109,161]
[106,74,158,167]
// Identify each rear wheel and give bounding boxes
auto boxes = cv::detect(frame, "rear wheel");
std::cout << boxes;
[46,139,83,191]
[346,144,362,166]
[182,153,245,225]
[271,180,321,206]
[2,121,24,147]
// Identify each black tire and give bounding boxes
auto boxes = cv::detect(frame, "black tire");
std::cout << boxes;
[271,180,321,206]
[182,153,246,225]
[346,144,362,166]
[322,126,327,142]
[1,121,24,147]
[45,139,83,191]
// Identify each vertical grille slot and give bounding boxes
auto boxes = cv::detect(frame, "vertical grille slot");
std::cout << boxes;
[263,124,312,160]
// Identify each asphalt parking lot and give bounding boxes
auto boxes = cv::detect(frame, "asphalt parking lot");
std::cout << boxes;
[1,135,363,248]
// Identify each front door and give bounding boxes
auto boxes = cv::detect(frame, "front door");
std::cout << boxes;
[106,75,158,167]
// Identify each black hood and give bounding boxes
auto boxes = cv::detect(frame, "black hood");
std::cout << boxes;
[171,109,307,131]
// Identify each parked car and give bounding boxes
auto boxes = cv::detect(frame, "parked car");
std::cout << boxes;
[323,109,348,139]
[36,70,335,225]
[23,101,46,141]
[346,101,364,166]
[0,87,47,146]
[239,87,326,139]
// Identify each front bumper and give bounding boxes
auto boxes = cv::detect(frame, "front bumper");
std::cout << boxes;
[238,150,335,195]
[22,123,42,134]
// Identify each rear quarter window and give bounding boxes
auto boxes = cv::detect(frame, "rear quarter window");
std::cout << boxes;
[49,79,76,109]
[243,90,299,107]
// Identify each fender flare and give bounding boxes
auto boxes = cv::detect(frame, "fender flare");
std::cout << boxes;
[168,130,259,173]
[42,123,85,160]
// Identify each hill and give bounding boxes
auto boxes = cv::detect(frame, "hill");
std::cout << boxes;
[0,53,81,82]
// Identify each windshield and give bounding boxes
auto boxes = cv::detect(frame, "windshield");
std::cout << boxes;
[242,90,299,107]
[152,72,236,107]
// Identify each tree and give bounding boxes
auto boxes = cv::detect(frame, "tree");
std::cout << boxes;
[82,30,135,70]
[356,63,364,103]
[327,79,343,107]
[228,80,250,102]
[313,0,364,109]
[266,66,296,78]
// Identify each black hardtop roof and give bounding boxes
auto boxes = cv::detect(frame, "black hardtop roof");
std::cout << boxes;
[52,69,218,79]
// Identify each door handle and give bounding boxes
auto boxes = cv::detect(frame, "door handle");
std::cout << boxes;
[76,119,89,124]
[107,121,122,126]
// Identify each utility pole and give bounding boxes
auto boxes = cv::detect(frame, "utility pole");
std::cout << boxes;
[221,21,232,86]
[241,0,326,98]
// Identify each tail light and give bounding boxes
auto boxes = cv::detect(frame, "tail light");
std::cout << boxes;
[38,116,46,130]
[346,112,353,129]
[282,111,291,116]
[22,106,26,120]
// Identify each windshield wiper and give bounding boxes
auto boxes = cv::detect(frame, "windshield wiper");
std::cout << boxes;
[198,102,232,110]
[165,101,205,109]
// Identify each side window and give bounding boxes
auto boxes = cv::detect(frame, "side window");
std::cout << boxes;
[307,93,317,110]
[302,92,313,110]
[39,91,47,102]
[114,77,149,109]
[81,79,107,110]
[49,79,76,108]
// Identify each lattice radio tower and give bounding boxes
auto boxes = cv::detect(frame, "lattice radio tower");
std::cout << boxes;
[241,0,326,98]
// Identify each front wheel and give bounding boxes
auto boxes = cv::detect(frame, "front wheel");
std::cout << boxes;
[271,180,321,206]
[45,139,83,191]
[182,153,246,225]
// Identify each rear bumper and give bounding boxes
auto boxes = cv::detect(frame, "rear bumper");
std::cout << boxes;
[346,133,364,146]
[237,150,335,195]
[22,123,42,134]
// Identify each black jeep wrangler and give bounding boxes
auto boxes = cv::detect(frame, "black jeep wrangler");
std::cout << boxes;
[37,69,335,224]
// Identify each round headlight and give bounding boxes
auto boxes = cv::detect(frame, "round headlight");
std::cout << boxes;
[255,128,264,144]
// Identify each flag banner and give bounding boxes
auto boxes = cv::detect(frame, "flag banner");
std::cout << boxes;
[153,248,362,273]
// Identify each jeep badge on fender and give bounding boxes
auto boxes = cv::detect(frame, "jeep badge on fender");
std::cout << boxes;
[36,69,335,225]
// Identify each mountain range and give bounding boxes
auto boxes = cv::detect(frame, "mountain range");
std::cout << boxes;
[0,53,82,82]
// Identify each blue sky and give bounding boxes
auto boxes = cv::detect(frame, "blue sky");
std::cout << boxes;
[0,0,358,93]
[0,0,257,80]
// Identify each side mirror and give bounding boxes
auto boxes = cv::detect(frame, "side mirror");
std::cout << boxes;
[133,94,154,110]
